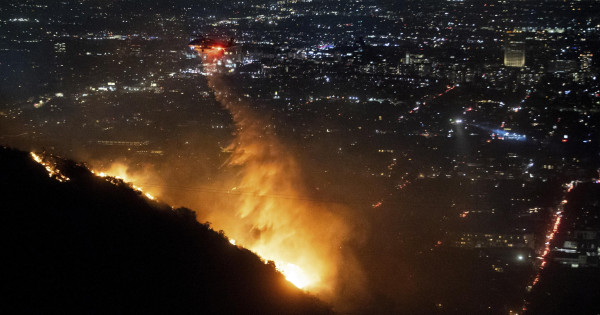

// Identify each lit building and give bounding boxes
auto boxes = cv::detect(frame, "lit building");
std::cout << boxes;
[504,31,526,68]
[579,52,593,73]
[455,232,535,249]
[554,229,600,268]
[504,46,525,68]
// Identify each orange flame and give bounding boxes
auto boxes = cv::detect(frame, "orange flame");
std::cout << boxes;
[83,51,366,309]
[30,152,70,182]
[204,72,353,294]
[90,162,161,202]
[191,52,365,303]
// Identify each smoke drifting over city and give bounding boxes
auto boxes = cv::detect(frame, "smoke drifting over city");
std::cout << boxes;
[2,0,600,313]
[52,49,374,311]
[205,71,367,306]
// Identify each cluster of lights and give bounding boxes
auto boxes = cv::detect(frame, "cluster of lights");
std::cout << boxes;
[526,184,572,311]
[521,197,566,313]
[371,201,383,208]
[409,84,457,114]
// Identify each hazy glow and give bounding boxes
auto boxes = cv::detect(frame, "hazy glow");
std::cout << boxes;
[186,51,357,295]
[90,165,160,202]
[277,263,312,289]
[205,75,344,290]
[75,49,364,304]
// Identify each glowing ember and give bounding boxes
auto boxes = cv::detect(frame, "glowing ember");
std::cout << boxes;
[90,168,158,202]
[30,152,43,164]
[30,152,70,183]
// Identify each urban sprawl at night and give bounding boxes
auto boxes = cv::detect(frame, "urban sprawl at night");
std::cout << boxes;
[1,0,599,314]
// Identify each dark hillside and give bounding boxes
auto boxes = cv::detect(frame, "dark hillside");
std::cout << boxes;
[0,147,331,314]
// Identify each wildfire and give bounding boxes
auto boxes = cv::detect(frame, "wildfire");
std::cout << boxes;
[30,152,70,183]
[30,152,158,202]
[29,151,322,292]
[90,167,158,202]
[277,263,313,289]
[72,46,361,305]
[86,152,336,291]
[182,49,355,295]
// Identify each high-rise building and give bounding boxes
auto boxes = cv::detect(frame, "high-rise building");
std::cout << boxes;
[504,46,525,68]
[579,52,593,73]
[53,42,66,53]
[504,31,526,68]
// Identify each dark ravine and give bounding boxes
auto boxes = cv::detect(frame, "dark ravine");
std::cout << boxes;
[0,146,332,314]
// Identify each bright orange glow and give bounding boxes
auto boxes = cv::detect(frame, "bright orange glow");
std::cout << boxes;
[180,49,359,297]
[30,152,70,183]
[202,75,351,292]
[277,263,313,289]
[90,163,160,202]
[81,47,364,307]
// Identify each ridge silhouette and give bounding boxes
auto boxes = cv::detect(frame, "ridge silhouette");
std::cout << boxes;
[0,147,332,314]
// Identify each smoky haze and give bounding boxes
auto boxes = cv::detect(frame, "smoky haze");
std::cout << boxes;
[201,72,370,309]
[76,56,374,311]
[0,56,413,314]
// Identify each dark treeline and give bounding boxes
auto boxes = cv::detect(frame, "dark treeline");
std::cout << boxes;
[0,147,331,314]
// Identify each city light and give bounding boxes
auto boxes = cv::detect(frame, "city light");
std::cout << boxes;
[3,1,599,313]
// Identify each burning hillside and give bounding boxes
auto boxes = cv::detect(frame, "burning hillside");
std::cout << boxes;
[0,147,332,314]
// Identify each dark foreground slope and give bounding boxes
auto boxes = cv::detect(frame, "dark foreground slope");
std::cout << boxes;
[0,147,331,314]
